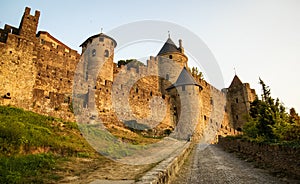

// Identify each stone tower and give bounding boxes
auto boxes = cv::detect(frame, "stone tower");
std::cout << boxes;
[19,7,40,40]
[157,37,188,68]
[157,37,189,94]
[79,33,117,112]
[167,67,202,140]
[225,75,256,130]
[80,33,117,85]
[0,7,40,109]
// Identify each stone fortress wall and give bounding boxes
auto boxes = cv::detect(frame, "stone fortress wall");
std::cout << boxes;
[0,7,80,121]
[0,7,256,141]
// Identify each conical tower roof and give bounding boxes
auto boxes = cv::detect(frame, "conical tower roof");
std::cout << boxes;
[157,38,181,56]
[167,67,202,90]
[229,75,243,88]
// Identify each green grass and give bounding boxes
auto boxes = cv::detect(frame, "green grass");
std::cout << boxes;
[0,153,56,183]
[0,105,95,156]
[0,105,163,183]
[0,105,98,183]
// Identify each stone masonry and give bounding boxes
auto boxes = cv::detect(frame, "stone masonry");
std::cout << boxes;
[0,7,256,141]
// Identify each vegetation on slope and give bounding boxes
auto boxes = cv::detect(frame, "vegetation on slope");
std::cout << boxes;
[0,105,98,183]
[0,105,159,183]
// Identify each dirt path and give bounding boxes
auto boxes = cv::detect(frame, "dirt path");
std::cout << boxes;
[171,144,295,184]
[56,157,153,183]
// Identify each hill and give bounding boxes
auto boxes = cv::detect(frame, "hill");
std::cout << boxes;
[0,105,154,183]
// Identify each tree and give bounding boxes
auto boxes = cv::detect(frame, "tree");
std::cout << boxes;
[117,59,145,69]
[289,107,300,125]
[243,78,298,143]
[191,66,203,80]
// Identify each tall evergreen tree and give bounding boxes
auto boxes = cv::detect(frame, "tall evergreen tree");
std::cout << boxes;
[243,78,299,143]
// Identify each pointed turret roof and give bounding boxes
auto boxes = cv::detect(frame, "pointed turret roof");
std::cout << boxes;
[229,75,243,88]
[157,38,181,56]
[166,67,202,90]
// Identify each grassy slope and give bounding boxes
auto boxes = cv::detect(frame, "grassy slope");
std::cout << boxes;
[0,106,159,183]
[0,105,99,183]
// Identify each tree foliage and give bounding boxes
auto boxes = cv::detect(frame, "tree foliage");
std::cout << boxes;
[191,66,203,80]
[117,59,145,68]
[243,78,300,143]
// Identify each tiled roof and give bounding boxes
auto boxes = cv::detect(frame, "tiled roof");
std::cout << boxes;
[229,75,243,88]
[167,67,202,90]
[157,38,181,55]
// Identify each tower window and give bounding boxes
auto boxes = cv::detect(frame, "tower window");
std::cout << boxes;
[92,49,96,57]
[236,115,239,120]
[204,115,207,121]
[235,98,238,103]
[210,97,214,105]
[104,50,109,57]
[99,37,104,42]
[169,55,172,59]
[182,85,185,91]
[166,74,169,80]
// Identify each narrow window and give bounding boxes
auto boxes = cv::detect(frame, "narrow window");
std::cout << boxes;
[235,98,238,103]
[99,37,104,42]
[236,115,239,120]
[92,49,96,57]
[182,85,185,91]
[169,55,172,59]
[104,50,109,57]
[204,115,207,121]
[166,74,169,80]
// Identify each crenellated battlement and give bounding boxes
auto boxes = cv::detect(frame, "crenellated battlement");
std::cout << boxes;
[0,7,255,139]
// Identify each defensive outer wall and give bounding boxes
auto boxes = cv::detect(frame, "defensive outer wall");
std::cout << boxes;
[0,7,261,184]
[0,7,256,140]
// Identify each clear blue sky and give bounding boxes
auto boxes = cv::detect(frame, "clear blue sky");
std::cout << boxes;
[1,0,299,112]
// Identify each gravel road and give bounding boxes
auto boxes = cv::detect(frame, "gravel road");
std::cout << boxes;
[171,144,296,184]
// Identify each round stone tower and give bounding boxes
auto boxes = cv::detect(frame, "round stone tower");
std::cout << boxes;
[79,33,117,113]
[80,33,117,85]
[157,37,188,68]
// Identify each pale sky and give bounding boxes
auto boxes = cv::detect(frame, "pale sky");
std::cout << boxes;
[1,0,299,112]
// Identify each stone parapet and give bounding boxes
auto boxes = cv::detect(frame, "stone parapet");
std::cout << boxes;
[218,136,300,180]
[135,142,193,184]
